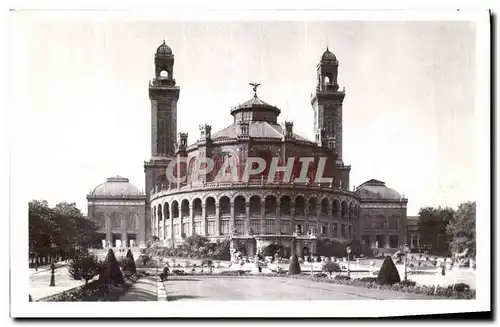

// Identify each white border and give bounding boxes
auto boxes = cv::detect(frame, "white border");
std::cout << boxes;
[7,6,491,318]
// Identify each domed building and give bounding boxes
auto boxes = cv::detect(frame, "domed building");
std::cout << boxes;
[142,43,408,256]
[355,179,408,250]
[87,176,146,248]
[87,42,409,255]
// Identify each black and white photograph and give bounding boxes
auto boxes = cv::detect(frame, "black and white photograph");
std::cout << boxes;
[7,4,491,318]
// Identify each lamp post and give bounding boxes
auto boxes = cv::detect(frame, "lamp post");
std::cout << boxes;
[309,232,314,275]
[346,245,352,279]
[49,260,56,287]
[404,244,410,281]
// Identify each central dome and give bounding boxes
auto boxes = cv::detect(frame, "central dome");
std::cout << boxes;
[91,176,143,197]
[356,179,402,201]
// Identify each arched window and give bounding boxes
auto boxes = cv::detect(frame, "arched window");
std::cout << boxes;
[193,198,202,217]
[249,196,261,216]
[171,201,179,218]
[295,196,305,216]
[320,198,329,216]
[181,200,189,218]
[264,196,277,216]
[206,197,216,216]
[234,196,246,216]
[308,198,317,215]
[280,196,292,216]
[220,196,230,216]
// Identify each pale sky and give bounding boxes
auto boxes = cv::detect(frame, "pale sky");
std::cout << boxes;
[10,18,478,216]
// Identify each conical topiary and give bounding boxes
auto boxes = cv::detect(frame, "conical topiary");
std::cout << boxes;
[288,254,301,275]
[105,248,124,285]
[377,256,401,285]
[125,249,137,274]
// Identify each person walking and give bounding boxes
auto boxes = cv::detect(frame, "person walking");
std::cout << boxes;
[160,265,170,281]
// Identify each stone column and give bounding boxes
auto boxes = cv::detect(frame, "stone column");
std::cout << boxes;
[121,215,127,247]
[276,199,281,235]
[316,204,321,232]
[162,207,166,241]
[122,232,128,248]
[106,213,112,247]
[215,203,220,236]
[245,201,250,234]
[290,202,296,234]
[201,203,207,236]
[169,205,174,240]
[385,234,390,248]
[190,204,195,236]
[304,203,309,234]
[230,202,235,233]
[260,200,266,235]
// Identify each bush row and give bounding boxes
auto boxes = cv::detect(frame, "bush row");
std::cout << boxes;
[39,273,140,302]
[292,274,475,299]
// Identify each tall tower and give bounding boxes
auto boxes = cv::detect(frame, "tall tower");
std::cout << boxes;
[144,41,180,244]
[149,40,180,157]
[311,47,346,163]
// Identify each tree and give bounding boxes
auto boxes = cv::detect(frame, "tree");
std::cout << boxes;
[288,254,301,275]
[103,249,124,285]
[68,250,101,287]
[322,261,341,277]
[122,249,137,274]
[377,256,401,285]
[418,206,455,254]
[29,200,99,261]
[446,201,476,257]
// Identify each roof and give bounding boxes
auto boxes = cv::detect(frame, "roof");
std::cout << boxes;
[356,179,403,201]
[231,95,280,112]
[321,47,338,63]
[156,40,173,57]
[211,120,313,143]
[91,176,143,197]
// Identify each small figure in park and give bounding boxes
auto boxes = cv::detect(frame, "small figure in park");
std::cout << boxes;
[160,265,170,281]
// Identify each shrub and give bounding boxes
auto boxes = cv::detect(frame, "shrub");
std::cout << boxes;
[322,261,341,276]
[449,283,470,292]
[124,249,136,274]
[103,249,124,286]
[313,272,328,278]
[69,252,102,288]
[359,277,379,284]
[377,256,401,285]
[399,280,417,287]
[171,269,186,275]
[334,275,351,281]
[288,254,301,275]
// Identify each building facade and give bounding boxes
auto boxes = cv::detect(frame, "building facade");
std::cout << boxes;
[407,216,421,251]
[87,42,409,254]
[356,179,408,251]
[87,176,147,248]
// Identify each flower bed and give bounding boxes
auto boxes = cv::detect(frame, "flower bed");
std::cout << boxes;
[38,273,141,302]
[161,269,475,299]
[287,274,475,299]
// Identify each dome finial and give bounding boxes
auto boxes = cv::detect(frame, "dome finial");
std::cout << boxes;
[326,45,329,52]
[249,82,261,98]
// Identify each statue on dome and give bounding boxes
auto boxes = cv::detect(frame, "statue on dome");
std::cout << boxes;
[249,82,261,97]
